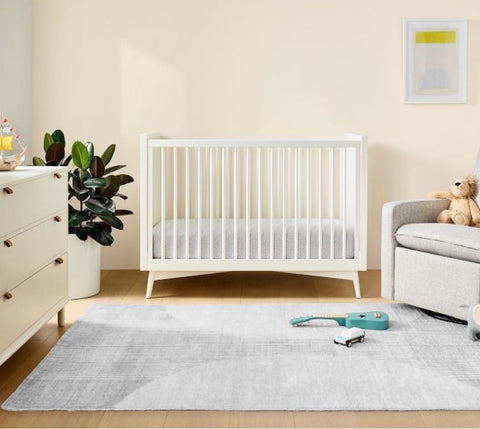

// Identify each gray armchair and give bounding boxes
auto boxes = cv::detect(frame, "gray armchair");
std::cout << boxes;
[382,154,480,320]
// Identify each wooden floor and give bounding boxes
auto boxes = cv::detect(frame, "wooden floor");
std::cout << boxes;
[1,270,479,428]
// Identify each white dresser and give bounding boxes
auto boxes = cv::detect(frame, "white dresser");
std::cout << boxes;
[0,166,69,365]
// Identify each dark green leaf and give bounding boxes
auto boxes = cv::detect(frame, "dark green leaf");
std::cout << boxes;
[115,174,134,186]
[98,221,112,233]
[68,203,77,216]
[45,142,65,163]
[85,196,116,215]
[115,209,133,216]
[89,156,105,178]
[85,222,114,246]
[114,193,128,200]
[51,129,66,145]
[98,214,124,230]
[71,140,91,170]
[43,133,54,152]
[100,176,120,198]
[85,141,94,161]
[75,228,88,241]
[104,165,125,175]
[32,156,46,166]
[83,178,107,188]
[101,144,115,166]
[69,211,89,227]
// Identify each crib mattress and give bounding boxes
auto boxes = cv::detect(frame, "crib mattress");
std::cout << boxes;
[152,218,354,260]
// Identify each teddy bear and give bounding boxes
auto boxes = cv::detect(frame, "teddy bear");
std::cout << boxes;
[427,175,480,227]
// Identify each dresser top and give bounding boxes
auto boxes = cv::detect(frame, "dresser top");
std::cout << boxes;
[0,166,67,186]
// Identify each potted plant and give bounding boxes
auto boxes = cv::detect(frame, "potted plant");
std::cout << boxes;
[33,130,133,298]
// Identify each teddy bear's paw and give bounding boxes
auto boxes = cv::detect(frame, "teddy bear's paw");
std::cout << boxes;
[452,211,469,225]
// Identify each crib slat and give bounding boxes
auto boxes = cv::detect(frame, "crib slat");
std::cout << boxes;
[197,147,202,260]
[246,148,250,259]
[341,147,346,259]
[282,147,286,259]
[161,147,166,259]
[306,147,311,259]
[318,148,323,259]
[329,147,334,260]
[257,148,262,260]
[294,147,299,260]
[234,147,238,259]
[222,147,226,259]
[173,147,178,259]
[269,148,274,259]
[185,148,190,260]
[209,148,214,259]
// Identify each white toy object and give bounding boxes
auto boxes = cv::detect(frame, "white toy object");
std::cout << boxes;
[467,304,480,341]
[334,327,365,347]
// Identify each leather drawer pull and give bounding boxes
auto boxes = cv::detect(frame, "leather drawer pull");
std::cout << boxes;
[54,215,62,222]
[54,172,62,179]
[3,292,13,300]
[55,257,64,265]
[4,239,13,248]
[3,187,13,195]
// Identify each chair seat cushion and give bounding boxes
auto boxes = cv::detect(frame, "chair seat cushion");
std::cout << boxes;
[395,223,480,264]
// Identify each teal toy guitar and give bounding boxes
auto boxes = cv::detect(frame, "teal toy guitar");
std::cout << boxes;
[289,311,389,330]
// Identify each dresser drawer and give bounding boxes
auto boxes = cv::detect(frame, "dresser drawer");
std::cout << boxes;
[0,254,67,353]
[0,171,66,238]
[1,210,67,290]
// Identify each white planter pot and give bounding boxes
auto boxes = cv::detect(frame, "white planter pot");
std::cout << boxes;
[68,235,101,299]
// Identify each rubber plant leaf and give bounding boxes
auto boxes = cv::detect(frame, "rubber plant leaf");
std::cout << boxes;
[85,196,116,215]
[45,142,65,163]
[85,222,114,246]
[75,228,89,241]
[100,176,120,198]
[32,156,46,166]
[101,144,116,167]
[51,129,66,145]
[69,211,89,228]
[83,178,107,188]
[85,141,94,164]
[71,140,92,170]
[115,174,134,186]
[90,156,105,178]
[115,209,134,216]
[43,133,54,152]
[103,164,125,175]
[98,214,124,230]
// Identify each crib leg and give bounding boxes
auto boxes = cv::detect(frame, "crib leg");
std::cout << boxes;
[352,271,361,299]
[146,271,156,299]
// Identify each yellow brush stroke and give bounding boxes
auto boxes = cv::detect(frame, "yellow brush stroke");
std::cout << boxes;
[0,136,13,150]
[416,31,456,44]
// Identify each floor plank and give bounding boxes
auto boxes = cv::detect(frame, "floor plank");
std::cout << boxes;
[99,411,167,428]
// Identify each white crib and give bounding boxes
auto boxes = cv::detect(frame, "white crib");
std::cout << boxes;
[140,133,368,298]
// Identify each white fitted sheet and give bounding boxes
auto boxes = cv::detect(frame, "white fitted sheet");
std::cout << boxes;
[152,218,354,260]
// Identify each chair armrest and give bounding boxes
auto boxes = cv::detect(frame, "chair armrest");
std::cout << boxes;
[381,199,450,299]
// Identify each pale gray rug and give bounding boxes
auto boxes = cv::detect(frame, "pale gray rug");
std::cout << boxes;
[3,303,480,411]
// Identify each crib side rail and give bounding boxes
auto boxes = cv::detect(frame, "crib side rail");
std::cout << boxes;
[140,134,367,270]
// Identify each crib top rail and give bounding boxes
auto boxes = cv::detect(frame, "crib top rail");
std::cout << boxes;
[143,133,365,149]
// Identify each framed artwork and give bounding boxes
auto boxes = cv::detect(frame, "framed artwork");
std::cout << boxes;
[403,19,467,104]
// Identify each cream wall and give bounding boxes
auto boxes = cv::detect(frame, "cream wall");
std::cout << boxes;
[32,0,480,269]
[0,0,32,160]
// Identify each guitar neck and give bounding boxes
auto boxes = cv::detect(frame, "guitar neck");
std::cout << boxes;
[313,314,348,320]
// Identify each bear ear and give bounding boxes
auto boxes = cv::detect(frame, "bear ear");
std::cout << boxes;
[466,175,478,197]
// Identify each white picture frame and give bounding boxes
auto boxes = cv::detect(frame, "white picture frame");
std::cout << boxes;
[403,19,467,104]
